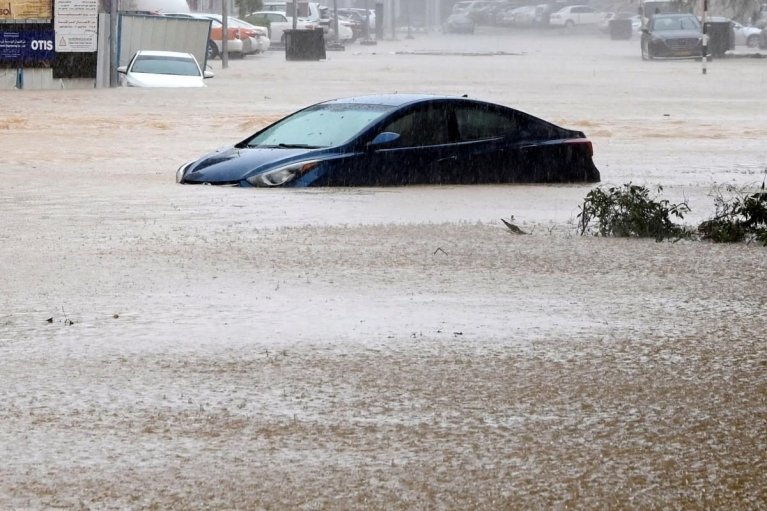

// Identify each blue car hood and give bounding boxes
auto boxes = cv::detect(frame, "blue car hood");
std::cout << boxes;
[184,146,315,184]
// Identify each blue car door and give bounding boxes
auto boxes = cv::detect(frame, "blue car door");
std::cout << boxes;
[452,103,562,183]
[351,102,461,185]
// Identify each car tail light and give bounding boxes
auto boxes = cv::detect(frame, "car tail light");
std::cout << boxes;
[566,139,593,156]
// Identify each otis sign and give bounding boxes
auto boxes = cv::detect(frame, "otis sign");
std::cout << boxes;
[0,30,55,62]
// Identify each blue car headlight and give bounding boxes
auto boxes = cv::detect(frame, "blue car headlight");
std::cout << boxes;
[246,160,320,187]
[176,161,194,183]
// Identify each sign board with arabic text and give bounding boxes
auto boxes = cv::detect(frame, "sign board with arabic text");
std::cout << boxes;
[54,0,97,52]
[0,29,54,62]
[0,0,52,21]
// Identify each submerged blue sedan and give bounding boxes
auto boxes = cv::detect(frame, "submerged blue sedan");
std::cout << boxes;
[176,94,600,187]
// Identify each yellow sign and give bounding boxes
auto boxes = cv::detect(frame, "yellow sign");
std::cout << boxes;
[0,0,53,20]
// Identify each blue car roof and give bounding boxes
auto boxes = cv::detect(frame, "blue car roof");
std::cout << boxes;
[319,94,468,107]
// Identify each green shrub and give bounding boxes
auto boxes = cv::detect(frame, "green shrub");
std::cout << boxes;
[698,186,767,245]
[577,183,690,241]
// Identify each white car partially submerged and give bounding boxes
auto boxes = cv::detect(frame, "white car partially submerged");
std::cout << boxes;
[118,50,213,88]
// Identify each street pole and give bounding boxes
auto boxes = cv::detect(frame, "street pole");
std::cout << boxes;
[701,0,708,74]
[364,0,370,40]
[110,0,118,87]
[406,0,414,39]
[333,0,340,44]
[222,0,229,68]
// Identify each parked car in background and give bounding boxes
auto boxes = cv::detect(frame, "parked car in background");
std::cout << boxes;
[452,0,488,14]
[119,0,191,14]
[334,10,365,39]
[317,7,356,42]
[533,3,555,27]
[761,25,767,48]
[505,5,538,27]
[495,4,521,26]
[164,12,246,59]
[218,15,271,54]
[246,10,317,44]
[452,0,497,23]
[549,5,606,28]
[469,1,503,24]
[262,0,321,22]
[336,7,375,30]
[599,10,615,30]
[195,14,271,54]
[599,12,641,34]
[482,0,518,25]
[731,21,762,47]
[118,50,213,87]
[641,13,702,59]
[176,94,600,187]
[442,12,476,33]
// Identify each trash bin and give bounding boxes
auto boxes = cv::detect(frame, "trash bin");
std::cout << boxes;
[704,20,734,57]
[284,28,326,61]
[609,18,633,40]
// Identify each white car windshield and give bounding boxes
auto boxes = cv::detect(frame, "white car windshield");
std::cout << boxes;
[131,56,200,76]
[245,103,395,148]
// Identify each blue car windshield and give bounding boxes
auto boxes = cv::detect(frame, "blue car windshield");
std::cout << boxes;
[246,103,395,149]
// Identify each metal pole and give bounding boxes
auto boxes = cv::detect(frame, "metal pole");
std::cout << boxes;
[406,0,413,39]
[701,0,708,74]
[109,0,118,87]
[333,0,340,43]
[390,0,396,39]
[364,0,370,39]
[390,0,401,41]
[222,0,229,68]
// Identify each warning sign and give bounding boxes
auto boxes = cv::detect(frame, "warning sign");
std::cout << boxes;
[56,32,96,51]
[54,0,97,52]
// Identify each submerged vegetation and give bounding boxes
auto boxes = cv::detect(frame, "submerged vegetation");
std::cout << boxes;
[577,183,690,241]
[698,185,767,245]
[577,181,767,245]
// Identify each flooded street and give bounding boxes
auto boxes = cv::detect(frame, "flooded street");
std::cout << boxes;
[2,27,767,509]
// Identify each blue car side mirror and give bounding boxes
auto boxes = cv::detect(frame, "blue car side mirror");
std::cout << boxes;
[369,131,400,148]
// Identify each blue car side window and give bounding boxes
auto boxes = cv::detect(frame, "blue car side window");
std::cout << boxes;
[455,106,518,141]
[380,105,451,147]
